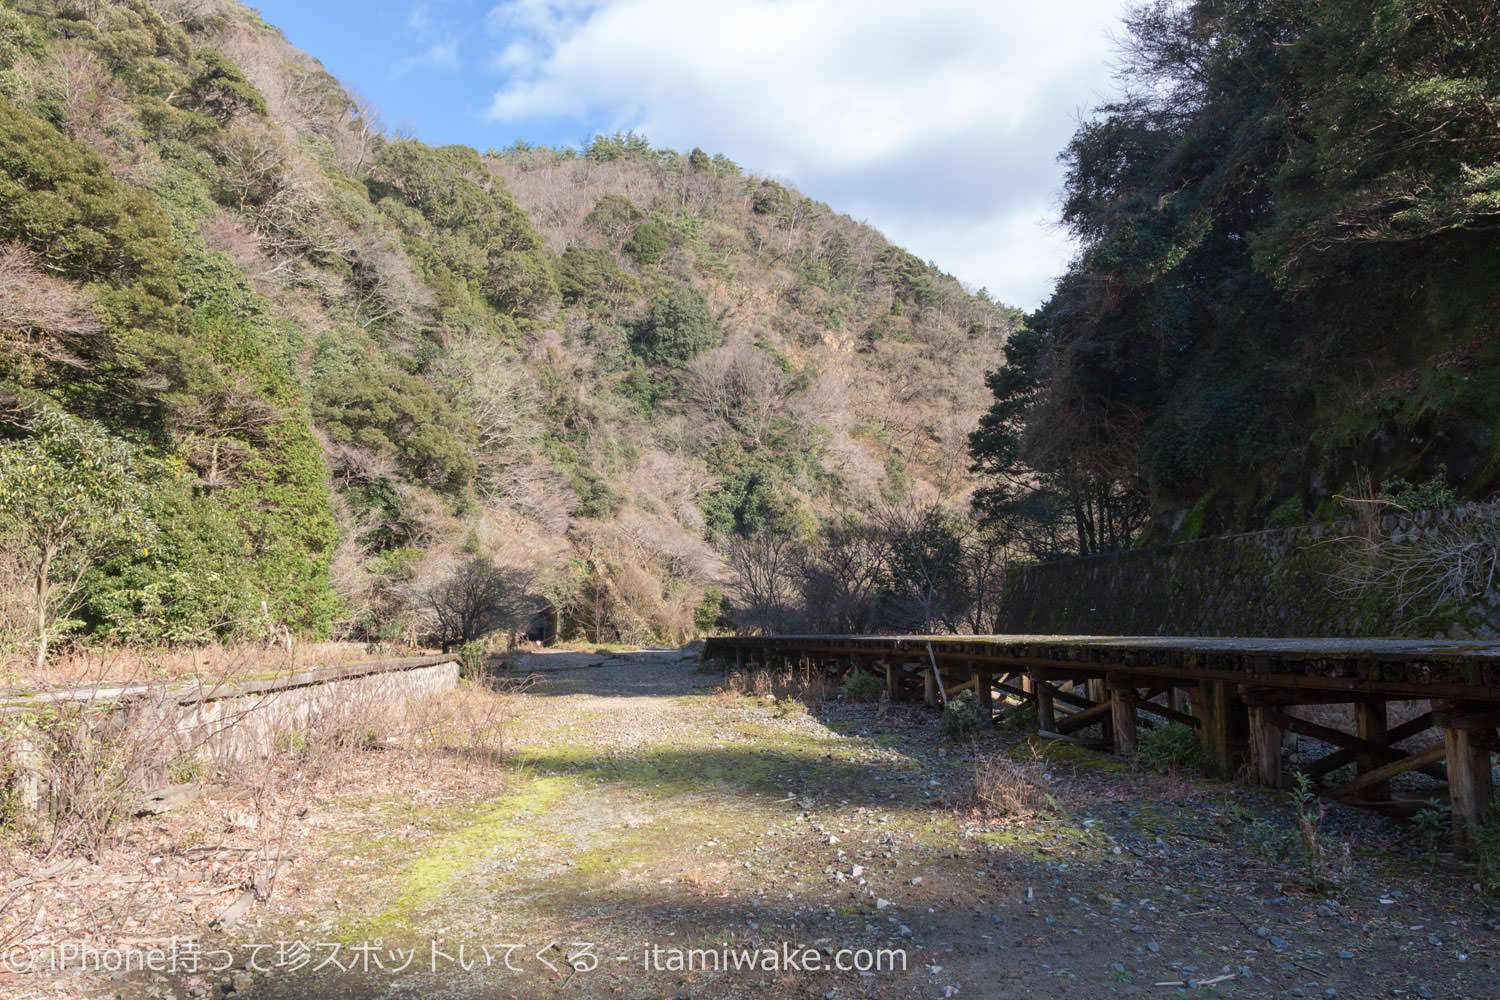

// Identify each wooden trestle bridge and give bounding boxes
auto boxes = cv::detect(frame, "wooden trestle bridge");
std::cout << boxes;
[700,634,1500,859]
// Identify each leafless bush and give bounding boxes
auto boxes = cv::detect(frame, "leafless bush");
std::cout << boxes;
[680,345,794,447]
[417,556,539,650]
[717,663,835,704]
[725,530,800,635]
[2,680,193,862]
[1326,482,1500,629]
[968,753,1049,821]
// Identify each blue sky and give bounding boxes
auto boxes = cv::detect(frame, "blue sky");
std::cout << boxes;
[249,0,1136,309]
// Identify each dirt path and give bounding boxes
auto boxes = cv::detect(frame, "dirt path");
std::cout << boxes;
[102,651,1500,998]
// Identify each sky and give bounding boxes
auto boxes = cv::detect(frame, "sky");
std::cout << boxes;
[248,0,1136,310]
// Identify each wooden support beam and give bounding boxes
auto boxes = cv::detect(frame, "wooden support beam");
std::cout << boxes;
[976,667,993,713]
[1087,679,1112,742]
[1354,700,1390,803]
[1445,726,1495,860]
[1249,706,1284,790]
[883,660,897,702]
[1134,694,1201,730]
[1056,700,1114,735]
[926,645,948,708]
[1111,687,1138,756]
[1241,686,1361,707]
[1262,706,1449,783]
[1030,668,1056,732]
[1036,680,1095,711]
[1433,706,1500,732]
[995,681,1033,703]
[1197,680,1250,779]
[1327,743,1447,801]
[1302,711,1436,780]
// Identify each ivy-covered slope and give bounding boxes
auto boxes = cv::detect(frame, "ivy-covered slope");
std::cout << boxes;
[971,0,1500,550]
[0,0,1013,652]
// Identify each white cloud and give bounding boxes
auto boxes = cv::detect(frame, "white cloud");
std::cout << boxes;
[395,39,464,75]
[481,0,1131,308]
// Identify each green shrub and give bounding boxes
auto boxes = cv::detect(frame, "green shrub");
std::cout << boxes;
[940,690,991,742]
[460,639,489,678]
[1381,465,1457,512]
[1470,807,1500,897]
[841,671,884,702]
[556,243,639,311]
[622,222,668,266]
[1136,722,1204,774]
[313,367,478,493]
[583,193,644,241]
[632,284,721,368]
[693,586,726,634]
[997,700,1037,731]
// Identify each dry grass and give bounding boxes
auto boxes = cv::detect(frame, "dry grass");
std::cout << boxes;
[714,663,838,704]
[0,663,518,958]
[967,752,1050,822]
[1,640,425,691]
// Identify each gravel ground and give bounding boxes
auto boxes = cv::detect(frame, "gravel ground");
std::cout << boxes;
[24,649,1500,1000]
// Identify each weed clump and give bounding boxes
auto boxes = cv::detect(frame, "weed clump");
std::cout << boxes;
[940,690,991,742]
[1232,773,1349,891]
[1469,808,1500,897]
[968,752,1050,820]
[996,699,1036,732]
[1137,722,1204,774]
[840,671,884,702]
[460,639,489,678]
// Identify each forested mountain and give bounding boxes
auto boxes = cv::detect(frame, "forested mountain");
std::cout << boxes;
[0,0,1013,658]
[971,0,1500,553]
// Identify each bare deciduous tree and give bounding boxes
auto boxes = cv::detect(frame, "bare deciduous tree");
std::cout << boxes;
[680,345,792,447]
[420,557,537,651]
[726,530,799,635]
[875,498,970,634]
[0,243,104,401]
[174,375,285,489]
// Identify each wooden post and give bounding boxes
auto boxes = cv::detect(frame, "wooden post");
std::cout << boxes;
[1087,678,1112,742]
[883,660,897,701]
[924,663,939,708]
[1110,685,1138,756]
[1197,680,1250,779]
[1029,669,1056,732]
[1445,726,1494,861]
[976,666,993,714]
[734,646,745,670]
[1354,700,1390,802]
[1248,706,1284,790]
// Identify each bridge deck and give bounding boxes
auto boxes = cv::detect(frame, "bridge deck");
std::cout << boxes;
[701,634,1500,858]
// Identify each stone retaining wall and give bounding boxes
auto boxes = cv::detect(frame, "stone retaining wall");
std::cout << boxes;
[2,655,460,819]
[995,506,1500,638]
